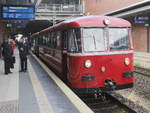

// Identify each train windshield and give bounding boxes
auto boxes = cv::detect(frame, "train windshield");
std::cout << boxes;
[109,28,129,50]
[83,28,106,52]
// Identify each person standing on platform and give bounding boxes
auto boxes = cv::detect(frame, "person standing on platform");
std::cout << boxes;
[1,38,13,75]
[10,39,15,64]
[9,38,15,53]
[9,38,15,68]
[18,37,29,72]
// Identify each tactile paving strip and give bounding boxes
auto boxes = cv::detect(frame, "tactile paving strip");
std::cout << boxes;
[0,100,18,113]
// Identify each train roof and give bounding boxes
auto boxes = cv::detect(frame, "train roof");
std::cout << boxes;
[31,32,39,37]
[38,16,131,34]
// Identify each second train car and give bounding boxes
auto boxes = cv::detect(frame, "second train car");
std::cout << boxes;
[31,16,134,93]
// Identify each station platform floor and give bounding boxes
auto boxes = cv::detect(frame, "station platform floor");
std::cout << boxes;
[134,52,150,69]
[0,50,93,113]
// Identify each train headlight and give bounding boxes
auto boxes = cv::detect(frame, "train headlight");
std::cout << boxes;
[85,60,92,68]
[124,57,130,66]
[103,19,110,25]
[101,66,106,72]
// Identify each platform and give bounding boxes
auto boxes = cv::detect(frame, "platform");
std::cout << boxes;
[134,52,150,69]
[0,50,93,113]
[0,52,19,113]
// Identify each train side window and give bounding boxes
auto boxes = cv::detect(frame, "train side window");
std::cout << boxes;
[67,28,81,52]
[56,31,61,49]
[48,32,51,47]
[50,32,53,47]
[42,35,46,45]
[38,35,42,45]
[46,34,49,47]
[53,32,57,48]
[51,32,56,48]
[63,31,68,50]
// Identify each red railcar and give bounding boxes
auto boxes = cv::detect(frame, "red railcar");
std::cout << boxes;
[31,16,134,93]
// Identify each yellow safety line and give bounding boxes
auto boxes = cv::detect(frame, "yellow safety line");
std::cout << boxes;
[31,53,94,113]
[28,61,54,113]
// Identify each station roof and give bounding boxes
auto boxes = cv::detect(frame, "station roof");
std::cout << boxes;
[24,20,53,35]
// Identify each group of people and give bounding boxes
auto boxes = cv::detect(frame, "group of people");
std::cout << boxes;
[1,37,29,75]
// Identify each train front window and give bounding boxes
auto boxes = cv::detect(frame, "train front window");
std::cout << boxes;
[83,28,106,52]
[109,28,129,50]
[68,29,81,52]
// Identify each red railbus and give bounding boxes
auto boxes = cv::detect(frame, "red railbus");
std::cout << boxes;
[31,16,134,93]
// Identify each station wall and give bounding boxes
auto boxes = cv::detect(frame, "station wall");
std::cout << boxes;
[83,0,144,15]
[0,21,10,57]
[132,24,148,52]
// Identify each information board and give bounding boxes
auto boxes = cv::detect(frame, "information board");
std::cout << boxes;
[134,16,149,24]
[1,5,35,19]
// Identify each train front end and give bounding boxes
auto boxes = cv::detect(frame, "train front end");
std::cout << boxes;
[67,17,134,93]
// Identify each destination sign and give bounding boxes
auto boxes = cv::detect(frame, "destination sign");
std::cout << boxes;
[1,5,35,20]
[2,6,34,13]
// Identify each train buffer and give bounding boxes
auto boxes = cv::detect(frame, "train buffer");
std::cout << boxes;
[0,50,93,113]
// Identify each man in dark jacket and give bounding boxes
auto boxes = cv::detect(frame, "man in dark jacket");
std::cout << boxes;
[18,37,29,72]
[1,38,13,74]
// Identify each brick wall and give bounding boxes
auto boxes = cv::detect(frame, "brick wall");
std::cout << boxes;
[125,17,148,52]
[132,24,148,52]
[83,0,144,15]
[0,21,10,57]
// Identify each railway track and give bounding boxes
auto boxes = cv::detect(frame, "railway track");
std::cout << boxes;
[134,66,150,100]
[134,66,150,77]
[77,93,136,113]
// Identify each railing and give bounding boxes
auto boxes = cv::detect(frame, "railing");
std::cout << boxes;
[36,4,83,13]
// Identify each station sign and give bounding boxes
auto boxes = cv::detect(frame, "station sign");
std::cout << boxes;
[2,13,34,19]
[2,6,34,13]
[1,5,35,20]
[134,16,149,24]
[5,20,28,24]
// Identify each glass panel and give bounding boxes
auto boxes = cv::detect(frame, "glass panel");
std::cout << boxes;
[56,31,61,48]
[68,29,81,52]
[109,28,129,50]
[63,31,67,49]
[83,28,106,52]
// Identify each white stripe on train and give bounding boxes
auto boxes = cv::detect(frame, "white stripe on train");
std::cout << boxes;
[66,50,133,56]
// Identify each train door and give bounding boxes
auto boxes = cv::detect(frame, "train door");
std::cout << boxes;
[62,30,68,82]
[66,28,82,85]
[35,35,39,56]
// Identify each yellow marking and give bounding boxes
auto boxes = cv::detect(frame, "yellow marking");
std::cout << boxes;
[28,61,54,113]
[31,53,94,113]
